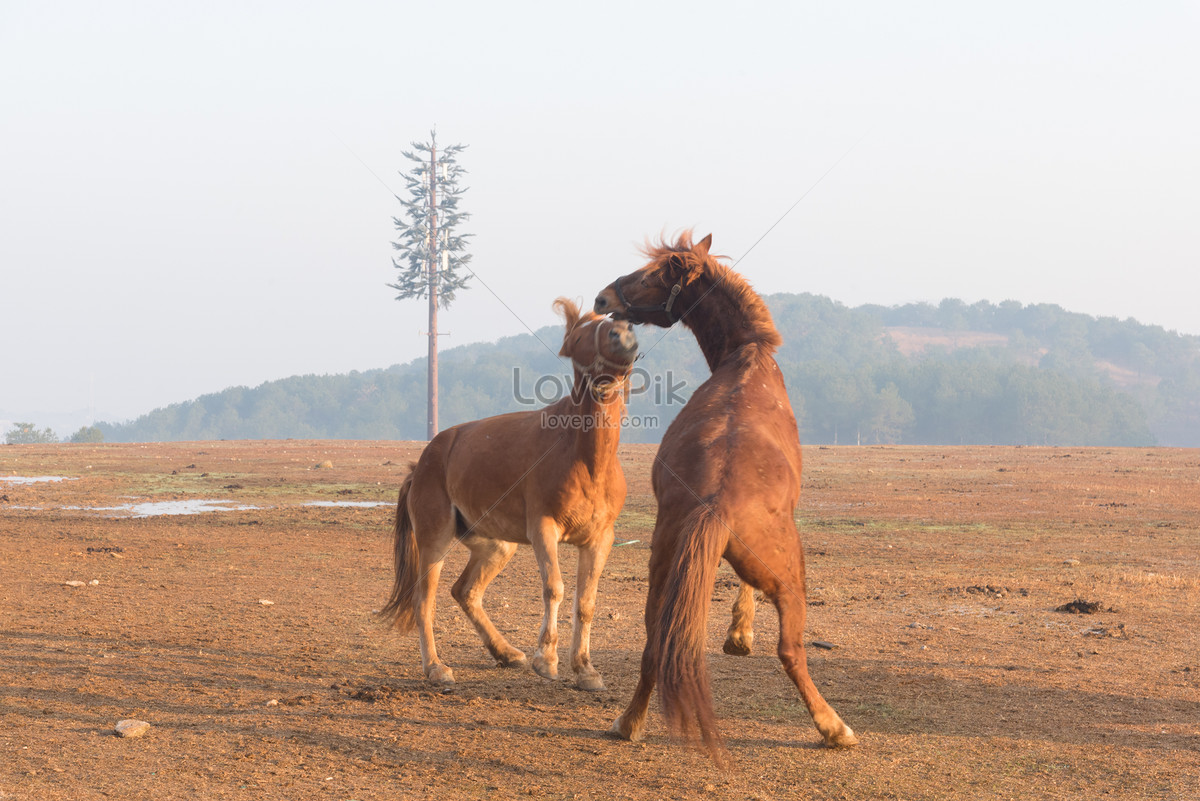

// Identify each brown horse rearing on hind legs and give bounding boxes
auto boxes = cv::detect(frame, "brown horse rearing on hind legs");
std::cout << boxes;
[594,232,858,758]
[379,298,637,691]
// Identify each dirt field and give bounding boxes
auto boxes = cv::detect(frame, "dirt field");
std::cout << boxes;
[2,441,1198,800]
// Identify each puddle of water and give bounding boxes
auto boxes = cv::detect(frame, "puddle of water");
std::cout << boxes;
[1,476,77,485]
[62,505,137,512]
[126,500,262,518]
[6,497,390,517]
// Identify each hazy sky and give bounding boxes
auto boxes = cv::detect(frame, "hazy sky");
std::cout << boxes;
[3,1,1198,432]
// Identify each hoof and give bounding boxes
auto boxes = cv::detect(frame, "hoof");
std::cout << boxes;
[497,651,527,669]
[531,654,558,681]
[575,672,605,692]
[824,724,859,749]
[722,634,753,656]
[426,664,455,686]
[607,716,641,742]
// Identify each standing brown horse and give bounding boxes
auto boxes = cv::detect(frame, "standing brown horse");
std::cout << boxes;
[379,298,637,691]
[594,233,857,757]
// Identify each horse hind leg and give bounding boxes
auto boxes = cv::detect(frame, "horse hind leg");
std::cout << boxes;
[413,549,455,685]
[451,535,527,668]
[609,639,657,741]
[409,479,458,686]
[722,581,756,656]
[774,592,858,748]
[609,546,668,741]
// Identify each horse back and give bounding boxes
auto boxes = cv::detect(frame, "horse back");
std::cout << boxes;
[425,405,624,545]
[655,354,802,518]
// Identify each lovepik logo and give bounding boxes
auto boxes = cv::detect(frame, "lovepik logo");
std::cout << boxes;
[511,367,689,407]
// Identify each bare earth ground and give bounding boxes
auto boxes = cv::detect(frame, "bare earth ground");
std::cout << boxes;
[2,441,1198,801]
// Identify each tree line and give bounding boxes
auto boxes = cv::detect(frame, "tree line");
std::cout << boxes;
[89,294,1200,447]
[5,423,104,444]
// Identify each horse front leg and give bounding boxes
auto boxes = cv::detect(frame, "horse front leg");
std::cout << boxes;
[722,581,756,655]
[529,517,565,681]
[569,533,613,691]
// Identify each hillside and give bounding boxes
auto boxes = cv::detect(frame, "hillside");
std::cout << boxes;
[96,294,1200,446]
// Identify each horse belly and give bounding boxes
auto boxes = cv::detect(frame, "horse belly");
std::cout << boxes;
[457,509,529,544]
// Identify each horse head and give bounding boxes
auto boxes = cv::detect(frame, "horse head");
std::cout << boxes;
[554,298,638,395]
[593,232,713,326]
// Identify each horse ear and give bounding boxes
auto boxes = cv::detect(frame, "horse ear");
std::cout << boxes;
[694,233,713,258]
[553,297,582,355]
[553,297,582,330]
[666,253,704,287]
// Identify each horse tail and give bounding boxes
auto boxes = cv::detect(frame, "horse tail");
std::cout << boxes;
[378,464,420,633]
[654,508,731,761]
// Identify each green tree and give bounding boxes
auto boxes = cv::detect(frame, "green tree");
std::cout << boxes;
[5,422,58,444]
[69,425,104,443]
[867,383,915,444]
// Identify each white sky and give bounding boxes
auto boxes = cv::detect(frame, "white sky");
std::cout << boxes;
[2,1,1198,431]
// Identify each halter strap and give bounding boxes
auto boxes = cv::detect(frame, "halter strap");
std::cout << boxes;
[571,319,633,400]
[614,277,683,324]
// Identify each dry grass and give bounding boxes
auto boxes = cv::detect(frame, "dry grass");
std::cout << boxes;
[1,441,1198,801]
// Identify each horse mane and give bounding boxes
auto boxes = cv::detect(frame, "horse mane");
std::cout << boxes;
[640,231,783,354]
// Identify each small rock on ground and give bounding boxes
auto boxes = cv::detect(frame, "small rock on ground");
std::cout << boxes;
[114,719,151,738]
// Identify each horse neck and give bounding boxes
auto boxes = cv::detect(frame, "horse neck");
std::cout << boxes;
[680,274,780,371]
[564,375,625,474]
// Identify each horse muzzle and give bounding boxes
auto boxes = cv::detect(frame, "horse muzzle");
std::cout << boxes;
[610,320,638,358]
[594,286,625,318]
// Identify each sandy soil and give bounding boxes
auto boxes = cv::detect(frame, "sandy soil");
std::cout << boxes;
[2,441,1198,800]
